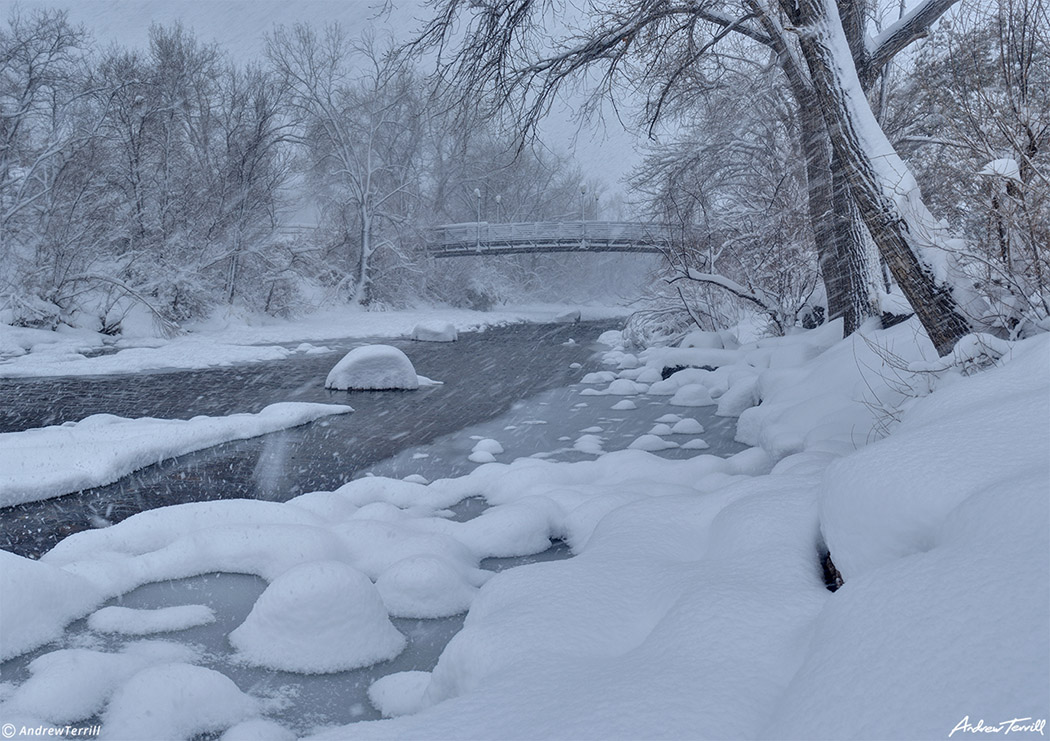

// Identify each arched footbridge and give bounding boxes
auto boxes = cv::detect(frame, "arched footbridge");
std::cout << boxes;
[426,221,672,257]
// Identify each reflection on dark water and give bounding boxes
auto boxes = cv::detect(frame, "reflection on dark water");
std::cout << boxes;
[0,321,618,558]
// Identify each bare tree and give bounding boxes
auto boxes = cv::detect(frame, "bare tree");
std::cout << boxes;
[412,0,980,353]
[269,26,423,306]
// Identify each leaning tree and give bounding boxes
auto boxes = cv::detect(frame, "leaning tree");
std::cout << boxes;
[413,0,979,354]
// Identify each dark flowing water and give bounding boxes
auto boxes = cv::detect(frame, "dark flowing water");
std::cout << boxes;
[0,321,618,557]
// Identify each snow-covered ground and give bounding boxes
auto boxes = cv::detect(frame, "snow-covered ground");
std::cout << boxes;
[0,403,353,508]
[1,318,1046,740]
[0,303,626,378]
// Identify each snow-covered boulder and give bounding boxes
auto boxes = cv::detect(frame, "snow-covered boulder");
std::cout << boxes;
[671,418,705,435]
[679,330,724,349]
[229,561,405,673]
[369,671,432,718]
[103,663,259,741]
[472,438,504,455]
[376,555,478,618]
[325,345,419,390]
[605,378,648,395]
[670,384,715,407]
[411,321,458,342]
[1,552,103,660]
[628,435,679,451]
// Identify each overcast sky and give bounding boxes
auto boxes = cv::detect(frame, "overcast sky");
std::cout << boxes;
[6,0,643,193]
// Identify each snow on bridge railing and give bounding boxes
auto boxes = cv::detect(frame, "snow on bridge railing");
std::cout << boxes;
[425,221,673,256]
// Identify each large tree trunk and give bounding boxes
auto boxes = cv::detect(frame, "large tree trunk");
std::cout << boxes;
[789,0,973,355]
[828,0,882,334]
[762,1,882,339]
[831,157,882,333]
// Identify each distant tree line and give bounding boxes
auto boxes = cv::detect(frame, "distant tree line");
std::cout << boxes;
[0,10,637,334]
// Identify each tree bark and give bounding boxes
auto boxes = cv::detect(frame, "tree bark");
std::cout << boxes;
[831,155,882,333]
[789,0,973,355]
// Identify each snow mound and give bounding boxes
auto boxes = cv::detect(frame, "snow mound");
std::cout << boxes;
[628,434,679,451]
[647,423,673,436]
[669,383,715,407]
[580,371,616,384]
[716,375,759,417]
[679,330,724,349]
[103,663,258,740]
[2,641,197,725]
[411,321,458,342]
[88,605,215,635]
[376,556,477,618]
[472,439,504,455]
[229,561,405,673]
[573,434,604,455]
[655,413,682,423]
[369,671,432,718]
[1,551,103,660]
[468,451,496,464]
[681,438,710,450]
[554,309,581,323]
[604,378,648,395]
[325,345,420,390]
[671,418,705,434]
[222,719,297,741]
[610,400,636,411]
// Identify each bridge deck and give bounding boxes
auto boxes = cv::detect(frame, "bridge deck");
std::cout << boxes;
[427,221,670,257]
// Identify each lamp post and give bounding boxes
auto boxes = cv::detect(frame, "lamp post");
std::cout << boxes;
[580,186,586,222]
[474,187,482,250]
[495,194,502,223]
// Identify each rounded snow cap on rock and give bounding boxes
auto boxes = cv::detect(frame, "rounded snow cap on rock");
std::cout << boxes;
[376,555,478,618]
[229,561,405,673]
[326,345,419,390]
[411,321,458,342]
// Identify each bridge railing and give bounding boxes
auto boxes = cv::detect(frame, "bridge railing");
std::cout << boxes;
[427,221,673,255]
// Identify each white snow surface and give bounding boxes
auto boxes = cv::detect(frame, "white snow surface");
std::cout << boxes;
[0,303,627,377]
[229,561,406,673]
[368,672,433,718]
[87,605,215,635]
[411,321,458,342]
[101,662,259,740]
[3,318,1047,739]
[0,402,353,507]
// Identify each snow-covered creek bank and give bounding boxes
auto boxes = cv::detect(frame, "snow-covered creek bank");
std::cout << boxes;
[2,320,1045,741]
[0,332,748,736]
[1,321,619,557]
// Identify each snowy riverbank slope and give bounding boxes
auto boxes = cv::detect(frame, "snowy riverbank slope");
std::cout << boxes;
[0,303,626,378]
[1,318,1046,740]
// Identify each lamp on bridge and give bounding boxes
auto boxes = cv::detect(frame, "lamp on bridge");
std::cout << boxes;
[580,186,586,222]
[495,194,502,223]
[474,188,482,250]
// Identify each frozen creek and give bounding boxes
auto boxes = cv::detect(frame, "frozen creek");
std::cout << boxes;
[0,324,745,736]
[1,321,615,557]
